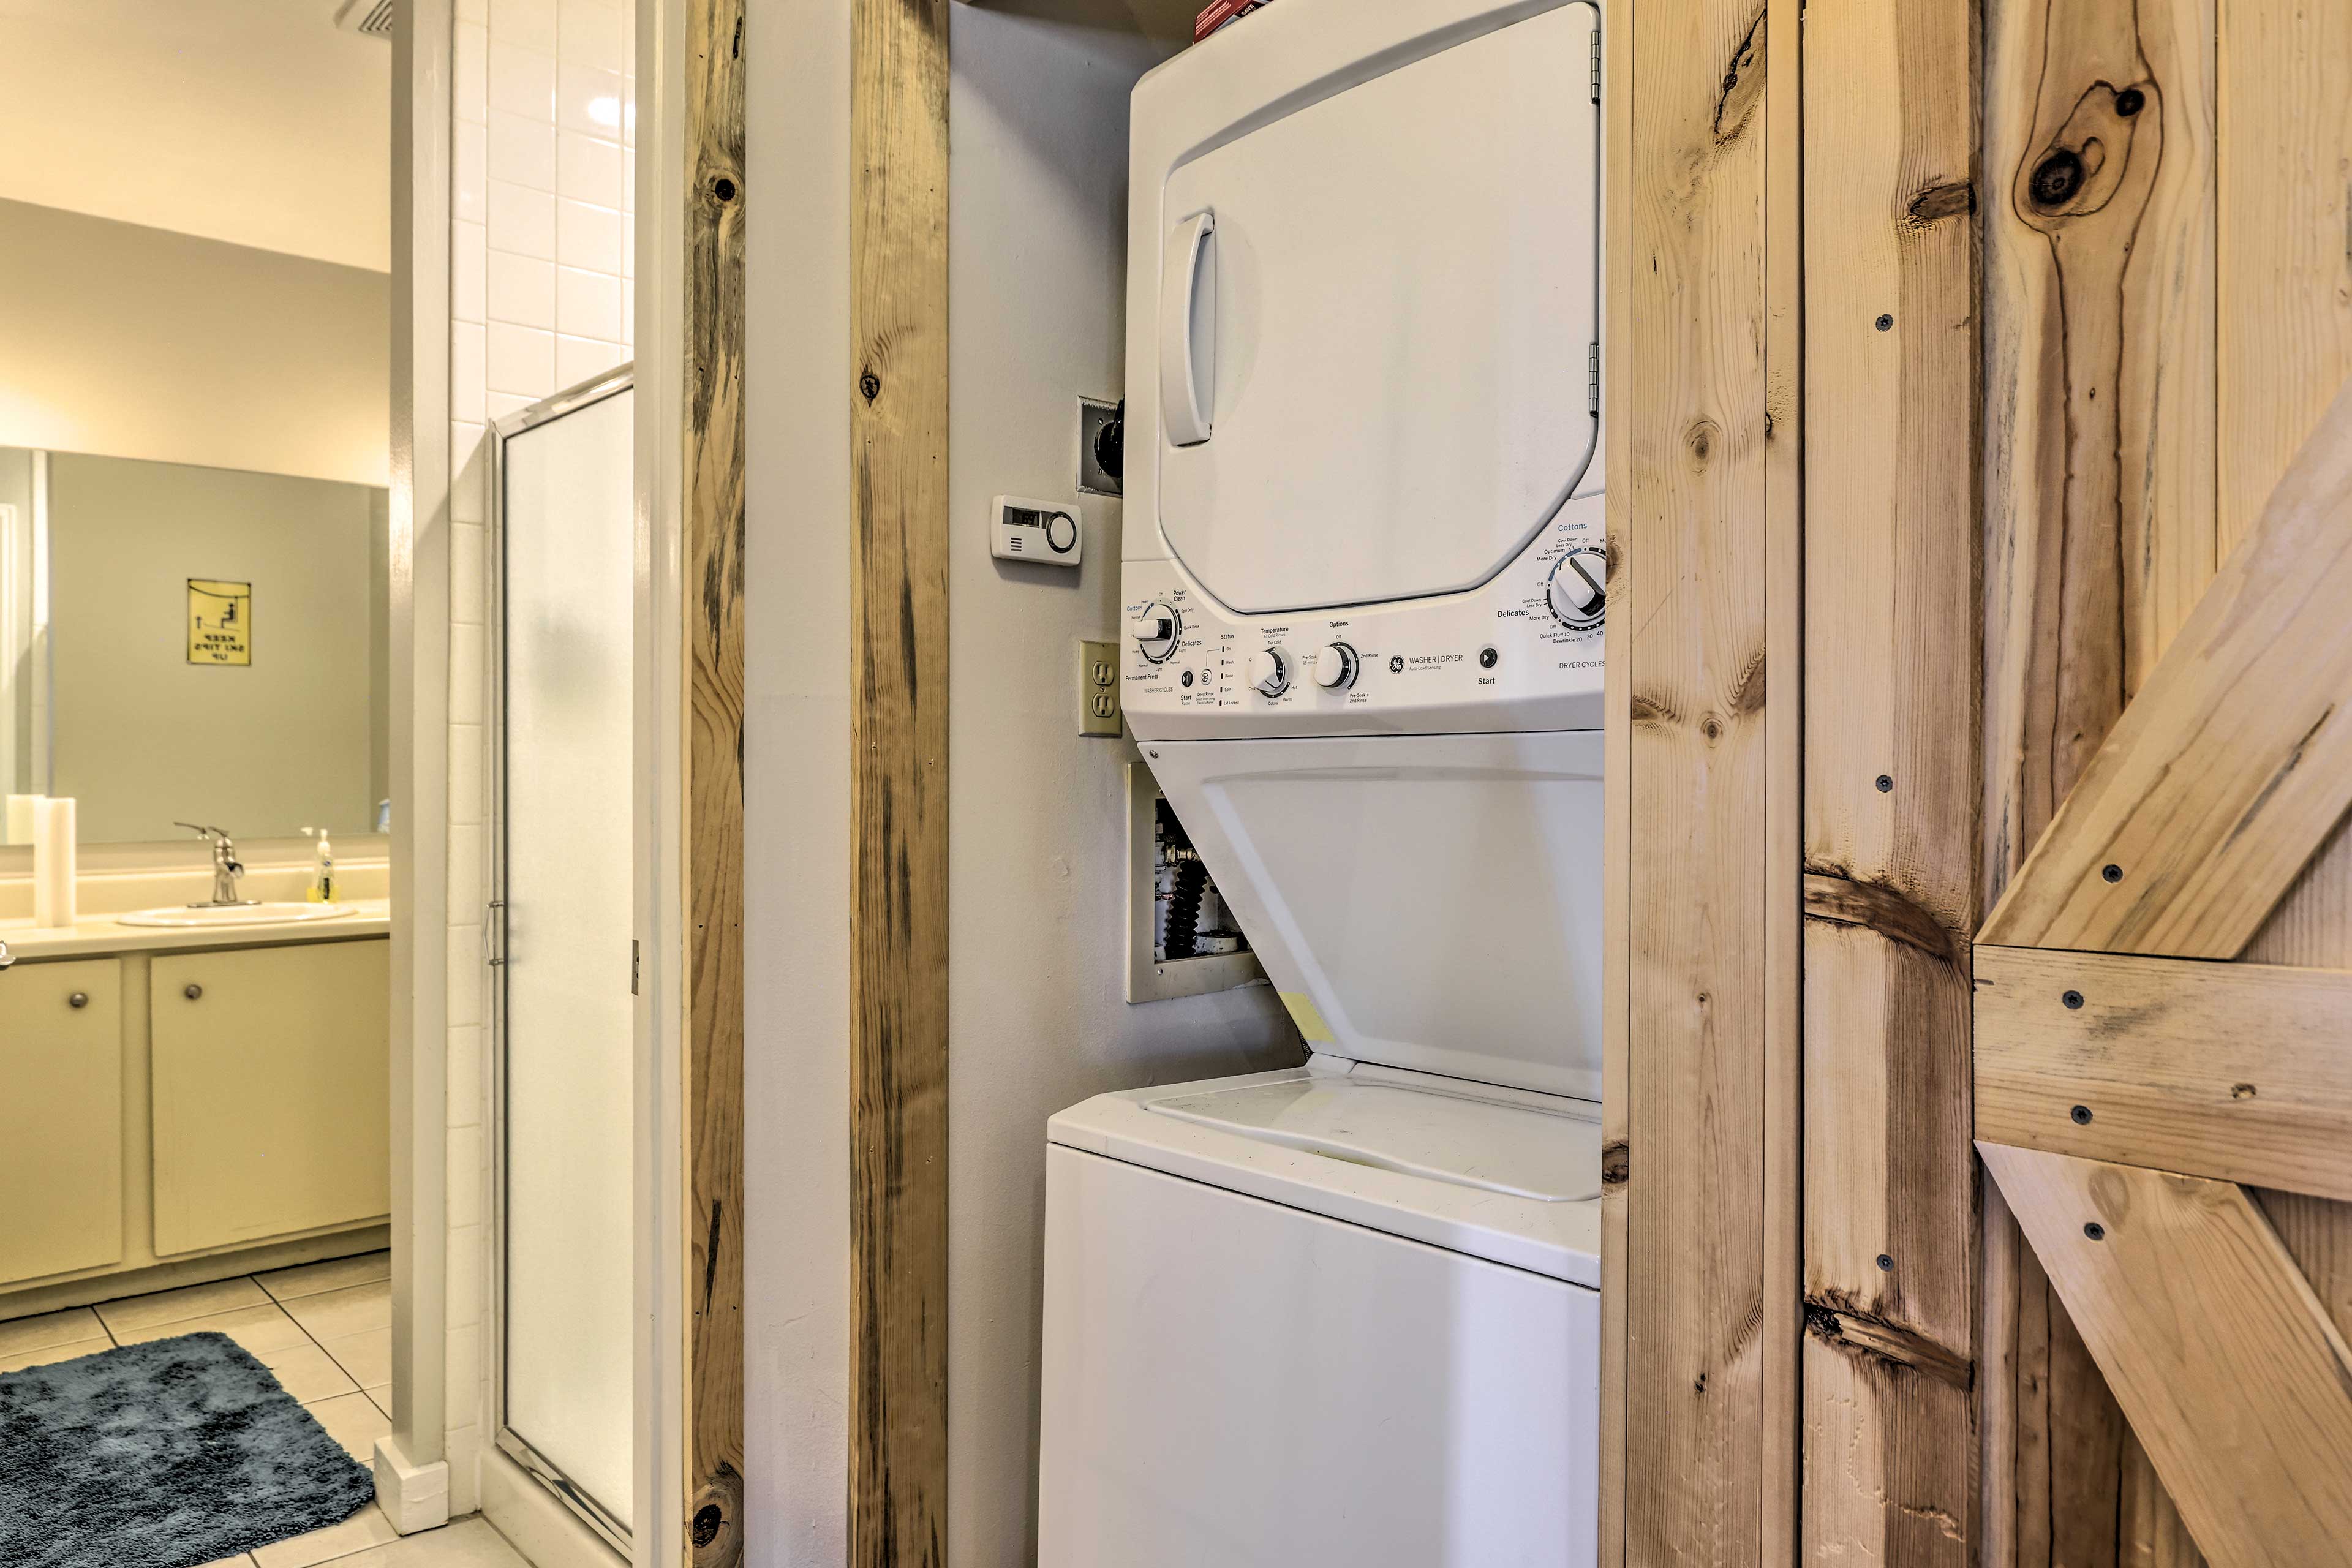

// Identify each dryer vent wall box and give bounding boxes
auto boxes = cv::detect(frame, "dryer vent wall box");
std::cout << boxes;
[992,495,1082,566]
[1044,0,1607,1561]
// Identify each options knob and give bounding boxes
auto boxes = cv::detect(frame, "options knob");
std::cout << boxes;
[1313,641,1360,690]
[1547,548,1607,628]
[1246,646,1294,698]
[1132,601,1180,663]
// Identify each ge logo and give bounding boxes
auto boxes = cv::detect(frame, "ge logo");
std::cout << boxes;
[1389,655,1404,674]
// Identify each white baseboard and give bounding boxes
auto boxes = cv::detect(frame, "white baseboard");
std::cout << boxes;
[478,1446,627,1568]
[372,1434,453,1534]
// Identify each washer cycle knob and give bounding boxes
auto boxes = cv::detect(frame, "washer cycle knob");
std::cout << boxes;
[1246,646,1294,698]
[1547,548,1608,628]
[1133,601,1180,662]
[1313,641,1359,690]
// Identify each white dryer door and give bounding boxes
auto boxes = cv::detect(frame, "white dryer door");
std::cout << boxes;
[1145,730,1603,1098]
[1154,1,1600,614]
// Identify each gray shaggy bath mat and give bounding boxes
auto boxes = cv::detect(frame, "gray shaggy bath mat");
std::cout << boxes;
[0,1330,374,1568]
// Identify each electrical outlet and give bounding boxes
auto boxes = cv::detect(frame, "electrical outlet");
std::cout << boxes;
[1079,639,1122,737]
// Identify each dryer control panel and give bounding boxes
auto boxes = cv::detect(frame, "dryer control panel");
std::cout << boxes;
[1123,493,1606,741]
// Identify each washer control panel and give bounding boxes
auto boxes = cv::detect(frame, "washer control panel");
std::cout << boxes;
[1123,494,1607,739]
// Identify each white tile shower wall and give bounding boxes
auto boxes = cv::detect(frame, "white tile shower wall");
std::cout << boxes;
[443,0,633,1513]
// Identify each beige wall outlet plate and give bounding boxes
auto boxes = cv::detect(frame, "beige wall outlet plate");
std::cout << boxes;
[1079,639,1121,737]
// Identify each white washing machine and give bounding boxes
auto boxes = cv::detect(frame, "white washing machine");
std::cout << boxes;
[1038,0,1606,1562]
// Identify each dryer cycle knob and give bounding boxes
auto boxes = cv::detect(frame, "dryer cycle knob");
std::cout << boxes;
[1246,646,1294,698]
[1547,547,1608,628]
[1132,601,1180,662]
[1313,641,1359,690]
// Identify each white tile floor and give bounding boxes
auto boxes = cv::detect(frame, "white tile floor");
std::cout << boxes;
[0,1252,527,1568]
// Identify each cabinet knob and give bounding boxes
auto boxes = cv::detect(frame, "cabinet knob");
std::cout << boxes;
[69,992,88,1009]
[183,983,203,1001]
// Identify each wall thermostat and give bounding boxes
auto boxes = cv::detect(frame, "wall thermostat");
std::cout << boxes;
[991,495,1082,567]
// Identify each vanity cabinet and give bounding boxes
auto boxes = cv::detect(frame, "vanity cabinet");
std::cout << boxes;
[0,959,125,1286]
[150,940,391,1256]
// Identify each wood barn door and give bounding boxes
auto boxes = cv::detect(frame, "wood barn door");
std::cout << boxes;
[1979,1,2352,1562]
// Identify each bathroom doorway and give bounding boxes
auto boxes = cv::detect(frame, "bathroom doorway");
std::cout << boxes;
[0,1,465,1562]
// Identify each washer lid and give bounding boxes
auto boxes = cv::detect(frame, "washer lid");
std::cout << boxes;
[1049,1062,1602,1284]
[1152,1,1600,614]
[1144,730,1604,1099]
[1148,1072,1600,1202]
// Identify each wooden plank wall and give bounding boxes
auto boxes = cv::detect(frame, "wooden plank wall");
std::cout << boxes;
[1605,0,1799,1557]
[846,0,952,1559]
[1980,0,2352,1561]
[682,0,747,1561]
[1799,1,1979,1562]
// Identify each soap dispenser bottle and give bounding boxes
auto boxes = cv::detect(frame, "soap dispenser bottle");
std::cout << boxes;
[302,827,336,903]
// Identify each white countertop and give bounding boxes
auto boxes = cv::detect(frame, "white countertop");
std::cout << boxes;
[0,899,392,959]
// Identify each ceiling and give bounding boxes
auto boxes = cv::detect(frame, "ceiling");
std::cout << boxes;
[0,0,391,272]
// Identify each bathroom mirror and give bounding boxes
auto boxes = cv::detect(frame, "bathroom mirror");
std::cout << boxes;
[0,445,391,845]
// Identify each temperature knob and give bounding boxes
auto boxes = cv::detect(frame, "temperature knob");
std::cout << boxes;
[1314,641,1360,690]
[1133,601,1180,663]
[1547,548,1607,628]
[1246,645,1294,698]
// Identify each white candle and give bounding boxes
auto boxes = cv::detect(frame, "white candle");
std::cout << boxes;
[33,796,75,929]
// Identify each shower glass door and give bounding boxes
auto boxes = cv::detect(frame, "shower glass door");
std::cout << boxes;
[491,372,634,1545]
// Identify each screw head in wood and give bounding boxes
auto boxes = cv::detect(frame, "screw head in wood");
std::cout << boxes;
[2101,862,2124,883]
[2084,1221,2106,1241]
[1875,1254,1893,1272]
[2062,990,2084,1009]
[2070,1104,2092,1125]
[1874,314,1894,332]
[1874,774,1893,793]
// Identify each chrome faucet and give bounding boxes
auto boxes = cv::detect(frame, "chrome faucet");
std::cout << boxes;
[176,823,254,908]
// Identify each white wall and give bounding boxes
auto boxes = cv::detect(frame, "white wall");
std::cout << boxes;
[737,3,1303,1561]
[944,8,1301,1562]
[442,0,639,1517]
[742,0,855,1555]
[0,201,389,487]
[0,0,393,272]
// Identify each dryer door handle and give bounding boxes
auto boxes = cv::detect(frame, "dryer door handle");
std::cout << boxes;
[1160,209,1216,448]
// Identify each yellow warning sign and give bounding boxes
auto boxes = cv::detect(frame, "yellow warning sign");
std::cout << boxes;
[187,579,252,666]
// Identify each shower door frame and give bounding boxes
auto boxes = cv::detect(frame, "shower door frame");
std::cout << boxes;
[485,365,639,1558]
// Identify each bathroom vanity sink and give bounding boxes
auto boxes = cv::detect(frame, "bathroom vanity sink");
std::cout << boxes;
[116,902,361,929]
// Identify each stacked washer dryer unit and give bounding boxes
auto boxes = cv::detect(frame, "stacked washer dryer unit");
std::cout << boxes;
[1038,0,1605,1563]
